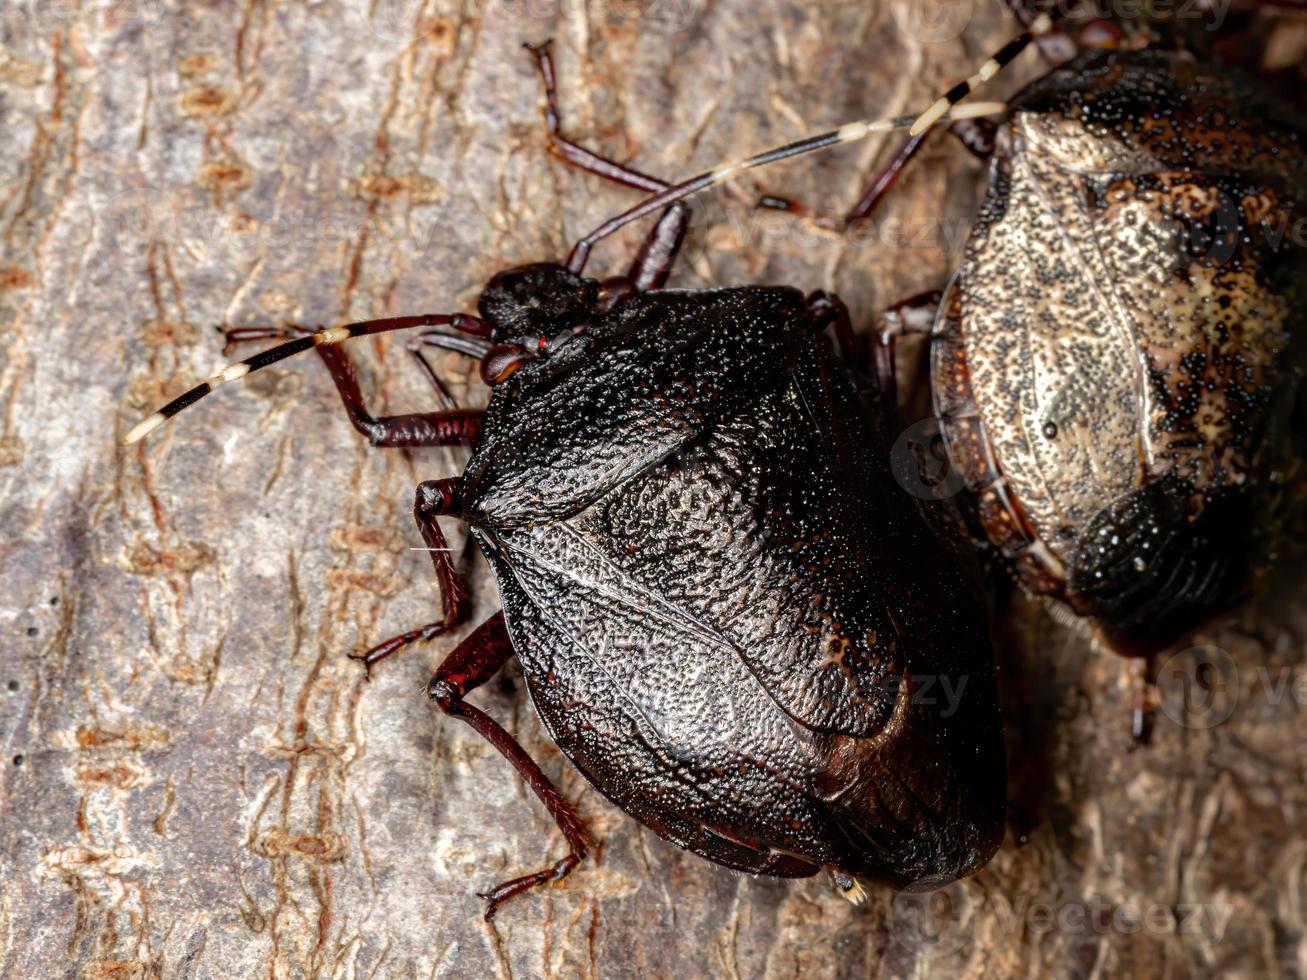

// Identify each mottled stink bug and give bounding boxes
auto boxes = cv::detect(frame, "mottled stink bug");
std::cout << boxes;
[750,3,1307,738]
[932,16,1306,660]
[122,25,1057,916]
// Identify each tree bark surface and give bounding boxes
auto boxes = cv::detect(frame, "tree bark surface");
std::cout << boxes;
[1,1,1305,977]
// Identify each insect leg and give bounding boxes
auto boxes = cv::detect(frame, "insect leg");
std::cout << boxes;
[565,8,1052,271]
[805,290,857,364]
[125,312,491,444]
[526,40,690,296]
[758,128,935,229]
[309,343,485,448]
[874,291,944,410]
[427,611,593,920]
[831,129,935,229]
[595,202,692,307]
[627,202,690,291]
[228,323,489,413]
[758,111,1004,229]
[404,330,496,410]
[353,478,471,674]
[1128,655,1157,748]
[525,40,669,193]
[224,324,491,439]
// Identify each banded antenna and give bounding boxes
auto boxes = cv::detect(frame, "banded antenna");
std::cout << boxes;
[124,12,1054,445]
[565,12,1054,272]
[123,314,490,445]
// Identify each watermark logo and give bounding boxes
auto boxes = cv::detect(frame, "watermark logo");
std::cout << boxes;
[886,0,1239,49]
[891,885,1236,958]
[355,0,424,45]
[1156,644,1240,731]
[1158,186,1242,268]
[991,895,1236,943]
[890,879,974,958]
[93,181,450,267]
[23,0,165,35]
[890,417,966,501]
[891,0,976,44]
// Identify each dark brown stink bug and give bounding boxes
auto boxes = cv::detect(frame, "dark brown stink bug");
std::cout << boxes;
[757,4,1307,670]
[121,27,1058,917]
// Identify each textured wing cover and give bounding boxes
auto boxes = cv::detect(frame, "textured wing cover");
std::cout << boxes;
[952,147,1146,550]
[470,291,1004,884]
[463,288,812,527]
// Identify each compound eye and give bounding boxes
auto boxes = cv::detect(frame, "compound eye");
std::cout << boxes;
[480,343,540,386]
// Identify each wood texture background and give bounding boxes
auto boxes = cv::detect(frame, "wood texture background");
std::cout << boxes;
[1,0,1305,976]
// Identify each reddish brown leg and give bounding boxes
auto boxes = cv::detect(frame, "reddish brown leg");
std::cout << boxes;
[406,342,458,410]
[223,325,484,448]
[353,478,470,675]
[1128,655,1158,749]
[758,128,936,229]
[428,612,593,920]
[759,117,997,231]
[526,40,669,193]
[525,40,691,299]
[875,290,943,409]
[806,290,857,364]
[628,201,690,291]
[596,201,693,307]
[757,0,1075,229]
[404,330,495,411]
[839,118,994,228]
[836,129,934,229]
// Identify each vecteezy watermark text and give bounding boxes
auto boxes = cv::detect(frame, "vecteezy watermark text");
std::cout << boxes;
[892,883,1237,959]
[891,0,1238,45]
